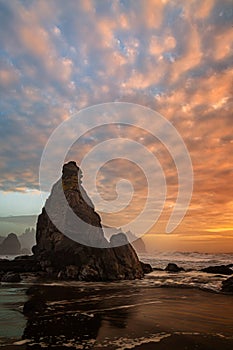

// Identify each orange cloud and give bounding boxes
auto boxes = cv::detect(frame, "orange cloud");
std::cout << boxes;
[143,0,165,29]
[0,66,19,86]
[213,28,233,61]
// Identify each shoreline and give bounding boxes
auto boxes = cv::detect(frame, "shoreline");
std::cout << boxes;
[0,253,233,290]
[0,253,233,349]
[1,283,233,349]
[132,334,233,350]
[0,286,233,349]
[2,334,233,350]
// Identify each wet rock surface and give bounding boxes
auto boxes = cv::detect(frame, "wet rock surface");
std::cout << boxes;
[221,276,233,293]
[165,263,185,272]
[141,262,153,274]
[201,265,233,275]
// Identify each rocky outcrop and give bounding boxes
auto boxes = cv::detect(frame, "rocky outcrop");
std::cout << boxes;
[32,161,145,281]
[0,255,40,273]
[0,233,21,255]
[110,232,129,247]
[221,276,233,294]
[201,265,233,275]
[140,262,153,274]
[165,263,184,272]
[102,226,147,254]
[1,272,21,282]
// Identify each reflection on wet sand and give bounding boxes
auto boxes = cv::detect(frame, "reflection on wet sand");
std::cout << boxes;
[22,283,132,349]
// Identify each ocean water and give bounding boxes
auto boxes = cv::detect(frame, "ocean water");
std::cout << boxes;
[0,252,233,349]
[139,251,233,270]
[138,251,233,293]
[0,285,28,344]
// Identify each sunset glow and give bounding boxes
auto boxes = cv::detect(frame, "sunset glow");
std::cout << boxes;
[0,0,233,252]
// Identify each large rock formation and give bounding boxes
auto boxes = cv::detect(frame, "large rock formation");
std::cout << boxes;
[32,161,144,281]
[0,233,21,255]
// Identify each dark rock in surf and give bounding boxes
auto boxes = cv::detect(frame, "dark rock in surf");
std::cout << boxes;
[201,265,233,275]
[221,276,233,293]
[165,263,184,272]
[141,262,153,274]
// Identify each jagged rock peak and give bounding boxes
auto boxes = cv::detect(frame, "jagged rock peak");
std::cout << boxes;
[62,161,83,190]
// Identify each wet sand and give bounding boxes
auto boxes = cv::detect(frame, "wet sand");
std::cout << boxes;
[0,281,232,349]
[3,282,233,350]
[133,334,233,350]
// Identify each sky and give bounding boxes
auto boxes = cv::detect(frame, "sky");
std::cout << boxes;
[0,0,233,252]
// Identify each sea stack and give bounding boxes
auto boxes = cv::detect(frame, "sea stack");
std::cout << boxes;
[0,233,21,255]
[32,161,144,281]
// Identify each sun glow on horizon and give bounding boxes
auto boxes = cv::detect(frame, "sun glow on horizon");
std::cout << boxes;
[205,227,233,233]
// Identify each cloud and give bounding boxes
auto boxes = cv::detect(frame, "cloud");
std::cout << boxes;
[0,0,232,251]
[0,61,20,89]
